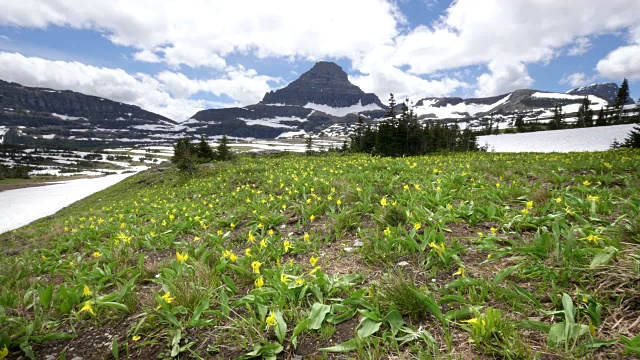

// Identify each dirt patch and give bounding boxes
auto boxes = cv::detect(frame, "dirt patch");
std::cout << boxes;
[294,316,358,358]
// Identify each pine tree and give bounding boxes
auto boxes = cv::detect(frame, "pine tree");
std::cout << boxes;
[614,78,630,123]
[622,125,640,149]
[515,115,525,132]
[305,135,313,155]
[577,96,591,128]
[596,107,606,126]
[548,106,564,130]
[216,135,232,161]
[196,136,215,161]
[172,138,196,173]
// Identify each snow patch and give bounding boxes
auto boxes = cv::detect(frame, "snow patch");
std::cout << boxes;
[478,124,637,152]
[304,100,383,117]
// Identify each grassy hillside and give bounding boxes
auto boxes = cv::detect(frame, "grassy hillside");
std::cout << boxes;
[1,151,640,359]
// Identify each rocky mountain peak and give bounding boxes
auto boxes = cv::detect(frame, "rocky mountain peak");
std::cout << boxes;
[567,82,634,104]
[260,61,384,108]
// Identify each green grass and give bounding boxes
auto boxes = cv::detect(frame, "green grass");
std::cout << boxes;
[1,150,640,359]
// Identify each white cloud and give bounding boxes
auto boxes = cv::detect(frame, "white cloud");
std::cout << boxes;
[596,44,640,81]
[474,61,533,97]
[132,49,160,63]
[0,52,277,121]
[0,0,401,70]
[560,72,596,88]
[568,37,592,56]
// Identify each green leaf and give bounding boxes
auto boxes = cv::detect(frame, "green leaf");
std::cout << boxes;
[274,310,287,344]
[291,318,310,349]
[320,338,359,352]
[410,288,445,325]
[20,341,35,360]
[384,310,404,336]
[171,330,182,357]
[39,284,54,309]
[492,265,518,287]
[547,322,566,347]
[514,320,551,333]
[438,295,472,305]
[445,277,484,289]
[112,337,119,360]
[511,283,541,307]
[31,333,75,342]
[98,301,129,313]
[220,288,229,317]
[589,246,617,268]
[308,303,331,330]
[561,293,575,325]
[444,305,476,321]
[357,318,381,338]
[222,275,237,293]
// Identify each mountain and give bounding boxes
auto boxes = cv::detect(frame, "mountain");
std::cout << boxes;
[410,88,611,127]
[0,79,185,147]
[187,61,388,139]
[567,82,634,104]
[261,61,385,108]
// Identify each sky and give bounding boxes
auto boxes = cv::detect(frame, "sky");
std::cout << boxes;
[0,0,639,122]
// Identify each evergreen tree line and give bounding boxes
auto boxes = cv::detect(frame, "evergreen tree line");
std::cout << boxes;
[513,78,638,133]
[0,164,30,180]
[172,135,233,173]
[349,94,481,156]
[611,125,640,149]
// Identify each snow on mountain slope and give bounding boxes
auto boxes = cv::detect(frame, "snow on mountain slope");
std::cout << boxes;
[414,94,511,118]
[531,92,608,112]
[478,124,636,152]
[303,100,384,117]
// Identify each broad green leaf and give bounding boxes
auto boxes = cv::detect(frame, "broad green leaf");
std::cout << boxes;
[589,246,617,268]
[357,318,381,338]
[274,310,287,344]
[291,318,310,349]
[99,301,129,313]
[511,283,541,307]
[492,265,518,286]
[562,293,575,324]
[308,303,332,330]
[445,305,476,321]
[39,284,54,308]
[384,310,404,336]
[320,338,359,352]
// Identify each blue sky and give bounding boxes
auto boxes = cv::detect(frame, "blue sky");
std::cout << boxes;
[0,0,639,121]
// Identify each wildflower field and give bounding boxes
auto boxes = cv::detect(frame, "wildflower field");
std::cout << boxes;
[1,150,640,359]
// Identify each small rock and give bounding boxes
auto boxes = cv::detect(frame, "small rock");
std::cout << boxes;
[354,240,364,247]
[397,261,409,267]
[45,356,56,360]
[343,247,354,252]
[71,357,84,360]
[279,224,286,229]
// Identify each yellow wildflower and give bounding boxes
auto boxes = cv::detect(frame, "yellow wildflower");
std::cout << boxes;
[283,240,293,253]
[403,184,409,190]
[296,278,305,286]
[303,233,310,242]
[587,195,600,202]
[521,208,529,214]
[41,255,47,261]
[583,180,591,186]
[245,248,252,257]
[413,222,421,231]
[555,197,562,203]
[580,234,600,244]
[92,251,102,258]
[255,276,264,288]
[526,200,533,209]
[490,227,497,234]
[176,252,189,263]
[83,285,92,297]
[229,252,238,262]
[161,291,174,304]
[267,229,274,236]
[414,184,422,191]
[428,242,446,258]
[247,231,256,243]
[337,199,342,205]
[495,183,500,188]
[251,261,262,274]
[266,312,277,327]
[310,215,315,222]
[79,301,95,315]
[260,239,267,249]
[309,256,319,266]
[280,273,290,284]
[380,197,388,207]
[132,335,141,341]
[309,266,322,275]
[453,267,466,277]
[383,226,391,236]
[0,346,8,359]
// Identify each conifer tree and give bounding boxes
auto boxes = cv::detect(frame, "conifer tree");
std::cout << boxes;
[196,136,215,161]
[622,125,640,149]
[172,138,196,173]
[305,135,313,155]
[596,107,606,126]
[216,135,232,161]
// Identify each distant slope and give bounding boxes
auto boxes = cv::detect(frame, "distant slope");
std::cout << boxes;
[0,79,187,147]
